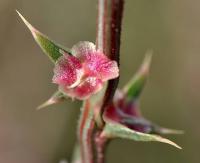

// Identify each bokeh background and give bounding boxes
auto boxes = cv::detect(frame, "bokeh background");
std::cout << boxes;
[0,0,199,162]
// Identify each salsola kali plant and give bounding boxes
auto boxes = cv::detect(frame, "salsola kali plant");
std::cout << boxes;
[17,0,183,162]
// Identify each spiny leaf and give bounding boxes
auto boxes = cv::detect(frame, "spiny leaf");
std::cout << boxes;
[16,10,71,63]
[37,91,66,110]
[123,51,152,100]
[102,122,182,149]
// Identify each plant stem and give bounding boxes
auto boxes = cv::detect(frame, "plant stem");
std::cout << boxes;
[95,0,124,163]
[94,132,108,163]
[78,100,95,163]
[96,0,124,113]
[76,0,124,163]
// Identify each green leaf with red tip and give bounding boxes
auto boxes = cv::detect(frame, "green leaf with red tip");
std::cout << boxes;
[16,11,71,63]
[37,91,66,110]
[102,122,182,149]
[123,51,152,100]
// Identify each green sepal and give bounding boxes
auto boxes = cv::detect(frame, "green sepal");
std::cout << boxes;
[17,11,71,63]
[102,122,182,149]
[123,51,152,100]
[37,91,66,110]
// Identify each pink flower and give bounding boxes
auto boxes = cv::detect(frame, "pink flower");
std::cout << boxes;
[52,41,119,100]
[104,90,155,133]
[104,89,183,136]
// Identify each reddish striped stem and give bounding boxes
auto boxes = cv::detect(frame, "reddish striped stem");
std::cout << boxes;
[78,0,124,163]
[96,0,124,114]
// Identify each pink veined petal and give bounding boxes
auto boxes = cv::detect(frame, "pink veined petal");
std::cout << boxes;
[98,59,119,81]
[74,77,103,99]
[71,41,96,60]
[60,77,103,100]
[52,54,83,88]
[83,52,119,81]
[72,41,119,81]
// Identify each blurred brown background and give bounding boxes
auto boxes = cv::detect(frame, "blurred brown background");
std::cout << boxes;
[0,0,199,162]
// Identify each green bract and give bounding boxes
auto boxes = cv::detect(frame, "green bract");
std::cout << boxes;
[17,11,71,63]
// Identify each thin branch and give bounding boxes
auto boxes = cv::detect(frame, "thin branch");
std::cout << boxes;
[95,0,124,163]
[94,132,108,163]
[97,0,124,121]
[78,100,95,163]
[96,0,106,52]
[77,1,124,163]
